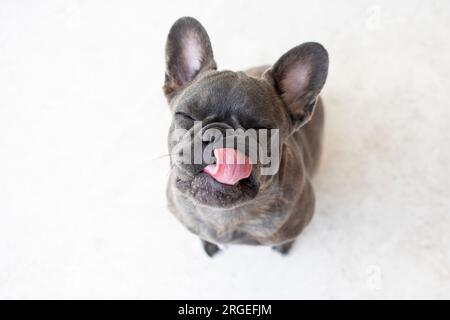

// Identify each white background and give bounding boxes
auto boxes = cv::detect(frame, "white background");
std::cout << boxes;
[1,0,449,299]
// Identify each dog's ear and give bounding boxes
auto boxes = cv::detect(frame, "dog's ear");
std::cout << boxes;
[164,17,216,100]
[267,42,329,126]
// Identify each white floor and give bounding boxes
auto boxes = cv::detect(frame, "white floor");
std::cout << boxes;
[1,0,449,299]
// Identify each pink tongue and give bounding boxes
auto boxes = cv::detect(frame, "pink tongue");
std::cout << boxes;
[203,148,252,185]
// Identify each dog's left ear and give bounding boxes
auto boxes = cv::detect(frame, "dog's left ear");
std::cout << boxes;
[267,42,329,127]
[164,17,216,100]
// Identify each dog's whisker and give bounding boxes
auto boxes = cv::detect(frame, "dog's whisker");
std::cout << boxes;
[152,153,178,161]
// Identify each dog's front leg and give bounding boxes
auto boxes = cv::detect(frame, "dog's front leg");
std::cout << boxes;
[272,240,295,255]
[201,239,221,257]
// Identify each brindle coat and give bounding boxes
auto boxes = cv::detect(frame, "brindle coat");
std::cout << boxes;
[163,17,328,256]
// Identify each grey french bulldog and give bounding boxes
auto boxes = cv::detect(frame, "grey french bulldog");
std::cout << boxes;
[163,17,329,257]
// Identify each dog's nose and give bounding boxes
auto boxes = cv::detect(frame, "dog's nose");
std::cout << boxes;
[200,122,233,141]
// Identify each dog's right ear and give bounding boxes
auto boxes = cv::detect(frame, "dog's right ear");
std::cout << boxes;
[163,17,216,100]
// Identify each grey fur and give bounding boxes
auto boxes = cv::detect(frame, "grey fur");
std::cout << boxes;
[163,17,329,256]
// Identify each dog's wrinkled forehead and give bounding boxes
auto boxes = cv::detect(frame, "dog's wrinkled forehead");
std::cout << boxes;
[173,70,284,129]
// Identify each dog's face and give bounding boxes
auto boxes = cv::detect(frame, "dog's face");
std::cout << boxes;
[164,17,328,208]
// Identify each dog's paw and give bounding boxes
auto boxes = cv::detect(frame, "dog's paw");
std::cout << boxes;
[272,241,295,256]
[201,240,221,257]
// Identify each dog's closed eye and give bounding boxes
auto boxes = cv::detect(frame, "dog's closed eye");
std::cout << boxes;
[175,111,197,122]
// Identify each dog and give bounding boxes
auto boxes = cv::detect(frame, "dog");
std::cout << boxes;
[163,17,329,257]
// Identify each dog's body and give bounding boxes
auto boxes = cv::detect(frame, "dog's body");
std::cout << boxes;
[163,17,328,256]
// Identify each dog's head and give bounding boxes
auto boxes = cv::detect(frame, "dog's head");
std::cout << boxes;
[164,17,328,208]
